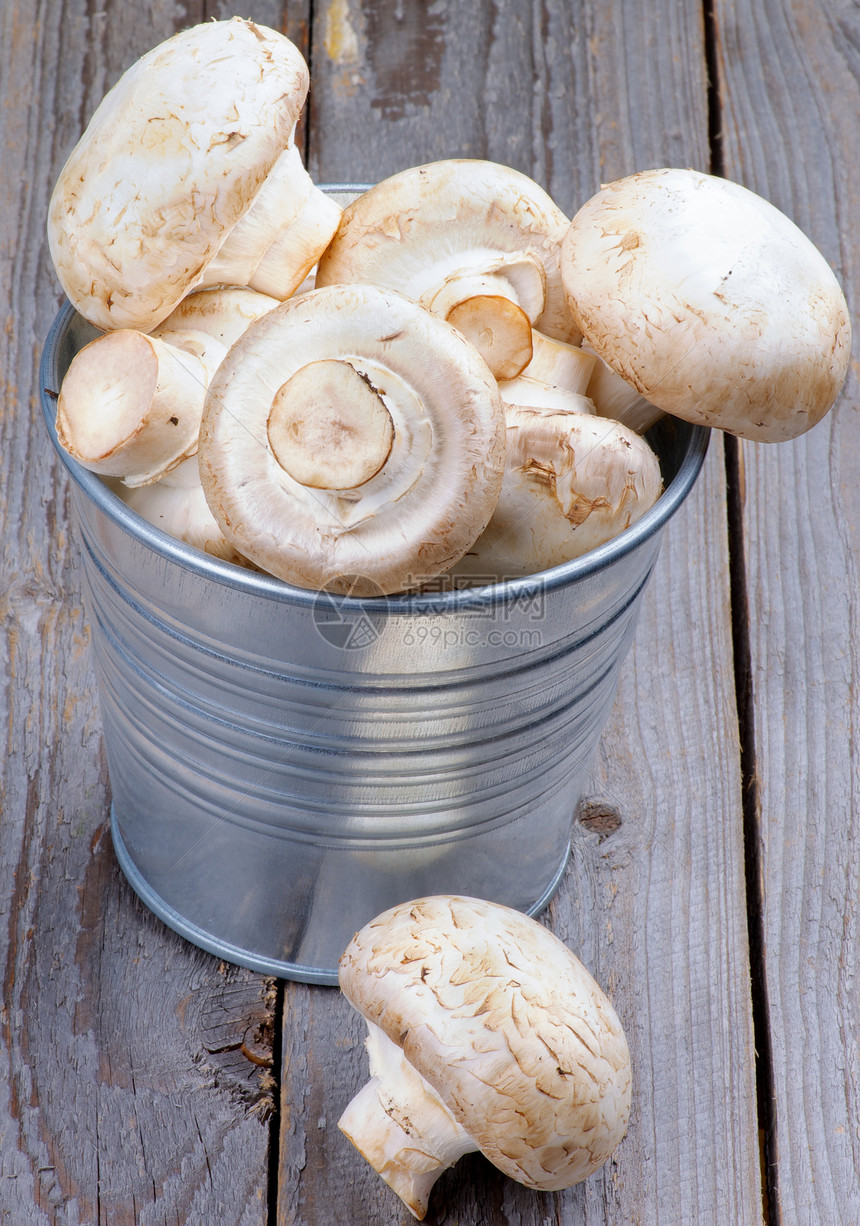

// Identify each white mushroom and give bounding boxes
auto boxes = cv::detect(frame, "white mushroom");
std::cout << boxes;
[338,895,632,1221]
[581,340,666,434]
[315,160,581,380]
[56,329,216,487]
[520,329,664,434]
[561,167,851,442]
[47,19,341,332]
[451,406,663,580]
[497,376,595,416]
[197,283,507,596]
[56,285,280,489]
[152,285,281,350]
[522,329,597,394]
[116,456,252,566]
[499,329,598,415]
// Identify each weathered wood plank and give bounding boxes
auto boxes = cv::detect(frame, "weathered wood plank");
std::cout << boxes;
[571,438,760,1226]
[278,3,761,1223]
[714,1,860,1221]
[0,4,304,1221]
[305,0,712,207]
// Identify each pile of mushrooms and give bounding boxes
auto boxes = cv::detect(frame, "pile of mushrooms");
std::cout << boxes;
[44,17,855,1218]
[47,19,852,592]
[338,895,632,1220]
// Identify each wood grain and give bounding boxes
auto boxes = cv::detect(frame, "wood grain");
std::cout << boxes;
[11,0,841,1222]
[275,3,761,1223]
[0,4,307,1221]
[714,1,860,1221]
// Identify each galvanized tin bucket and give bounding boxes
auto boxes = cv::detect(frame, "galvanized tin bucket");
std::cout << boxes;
[40,236,709,985]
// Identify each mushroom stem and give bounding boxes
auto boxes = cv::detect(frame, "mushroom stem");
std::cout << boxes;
[498,376,595,415]
[56,330,212,487]
[422,265,545,379]
[339,1023,477,1221]
[203,143,342,299]
[581,340,666,434]
[267,358,394,490]
[524,330,597,394]
[444,294,533,380]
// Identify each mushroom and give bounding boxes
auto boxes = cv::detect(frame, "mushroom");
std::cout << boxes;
[522,329,597,395]
[451,406,663,581]
[116,457,252,566]
[338,895,632,1220]
[197,283,507,596]
[56,285,281,489]
[152,285,281,350]
[518,329,664,434]
[47,18,341,333]
[56,328,217,487]
[561,167,851,442]
[497,377,595,416]
[498,328,598,415]
[315,160,580,380]
[581,341,666,435]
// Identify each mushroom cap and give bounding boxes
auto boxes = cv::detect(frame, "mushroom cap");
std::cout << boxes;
[198,284,507,596]
[152,286,280,350]
[561,167,851,442]
[47,18,309,331]
[452,407,663,579]
[339,895,632,1191]
[118,457,252,566]
[315,159,578,343]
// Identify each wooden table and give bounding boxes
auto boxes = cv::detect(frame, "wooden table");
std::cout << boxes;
[2,2,857,1222]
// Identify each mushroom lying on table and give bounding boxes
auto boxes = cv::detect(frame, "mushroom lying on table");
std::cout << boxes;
[561,166,851,442]
[315,159,580,380]
[47,18,341,332]
[197,283,507,595]
[338,895,632,1220]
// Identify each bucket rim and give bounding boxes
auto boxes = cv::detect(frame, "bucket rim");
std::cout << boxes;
[40,295,709,617]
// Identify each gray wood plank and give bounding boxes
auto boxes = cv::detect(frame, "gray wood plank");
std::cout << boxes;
[0,4,304,1221]
[571,438,760,1226]
[278,3,761,1223]
[714,1,860,1221]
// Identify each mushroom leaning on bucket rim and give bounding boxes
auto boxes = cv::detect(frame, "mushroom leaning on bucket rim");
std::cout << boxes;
[56,329,218,488]
[338,895,632,1221]
[47,18,341,332]
[560,166,852,442]
[315,159,580,380]
[55,286,281,490]
[197,283,507,596]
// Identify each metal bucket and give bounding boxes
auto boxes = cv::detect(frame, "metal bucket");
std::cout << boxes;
[40,242,709,985]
